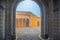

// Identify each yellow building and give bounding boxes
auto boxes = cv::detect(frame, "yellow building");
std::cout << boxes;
[16,11,41,27]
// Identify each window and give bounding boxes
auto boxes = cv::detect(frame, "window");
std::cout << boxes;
[37,21,39,26]
[23,18,25,21]
[19,18,22,22]
[16,18,18,21]
[26,19,29,27]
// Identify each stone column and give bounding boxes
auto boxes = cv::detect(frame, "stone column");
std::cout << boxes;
[0,0,5,40]
[57,0,60,40]
[5,0,12,40]
[48,0,54,40]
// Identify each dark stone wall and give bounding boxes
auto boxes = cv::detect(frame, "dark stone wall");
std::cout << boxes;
[55,0,60,40]
[0,0,60,40]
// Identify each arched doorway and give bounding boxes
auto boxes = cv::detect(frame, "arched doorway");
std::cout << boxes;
[26,18,29,27]
[0,0,48,40]
[11,0,48,40]
[37,21,39,26]
[0,0,56,40]
[13,0,48,40]
[15,0,41,40]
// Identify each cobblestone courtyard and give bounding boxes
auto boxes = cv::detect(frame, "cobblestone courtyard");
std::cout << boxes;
[16,27,41,40]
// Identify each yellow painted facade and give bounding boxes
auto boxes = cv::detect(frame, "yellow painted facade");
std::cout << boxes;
[16,11,41,27]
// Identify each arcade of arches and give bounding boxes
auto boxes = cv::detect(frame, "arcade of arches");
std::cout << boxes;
[0,0,60,40]
[16,11,41,27]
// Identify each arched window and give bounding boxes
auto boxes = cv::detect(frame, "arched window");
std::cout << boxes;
[37,21,39,26]
[16,18,18,21]
[26,18,29,27]
[23,18,25,22]
[23,18,25,24]
[19,18,22,27]
[19,18,22,22]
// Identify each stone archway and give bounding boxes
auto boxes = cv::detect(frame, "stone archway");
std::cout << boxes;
[1,0,59,40]
[0,0,49,40]
[11,0,48,40]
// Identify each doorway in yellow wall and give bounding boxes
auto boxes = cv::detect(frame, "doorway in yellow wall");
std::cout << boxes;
[16,0,41,40]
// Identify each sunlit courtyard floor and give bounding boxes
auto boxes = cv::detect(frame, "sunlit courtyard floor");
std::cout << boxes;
[16,27,41,40]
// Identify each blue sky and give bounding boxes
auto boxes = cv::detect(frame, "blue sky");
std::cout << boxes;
[16,0,41,17]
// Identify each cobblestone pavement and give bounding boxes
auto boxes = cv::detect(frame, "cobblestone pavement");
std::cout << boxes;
[16,27,41,40]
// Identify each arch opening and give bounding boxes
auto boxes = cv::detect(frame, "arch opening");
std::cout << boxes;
[0,0,49,40]
[15,0,42,40]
